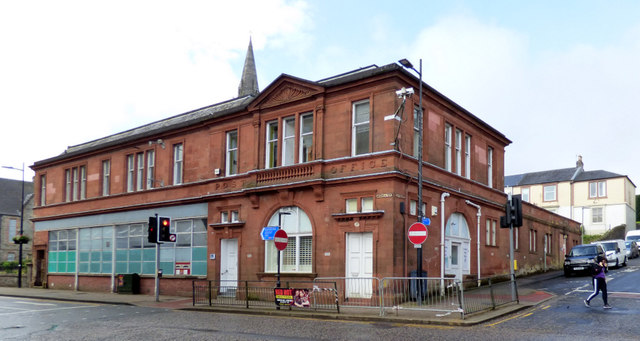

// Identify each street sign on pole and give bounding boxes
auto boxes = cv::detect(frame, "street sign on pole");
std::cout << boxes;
[261,226,279,240]
[408,222,428,246]
[274,229,288,251]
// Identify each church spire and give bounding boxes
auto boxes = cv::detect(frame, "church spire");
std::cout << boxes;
[238,38,259,97]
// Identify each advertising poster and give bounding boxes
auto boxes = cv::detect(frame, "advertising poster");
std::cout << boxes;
[292,289,310,307]
[274,288,294,306]
[274,288,310,307]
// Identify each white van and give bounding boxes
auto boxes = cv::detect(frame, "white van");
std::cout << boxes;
[626,230,640,244]
[592,240,627,268]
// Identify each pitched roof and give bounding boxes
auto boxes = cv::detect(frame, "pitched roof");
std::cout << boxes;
[506,167,628,187]
[34,62,510,167]
[0,178,34,216]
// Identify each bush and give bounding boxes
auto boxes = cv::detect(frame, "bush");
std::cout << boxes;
[1,261,20,273]
[583,234,604,244]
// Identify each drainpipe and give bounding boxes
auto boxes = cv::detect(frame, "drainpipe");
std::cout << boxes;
[465,200,481,287]
[440,192,450,294]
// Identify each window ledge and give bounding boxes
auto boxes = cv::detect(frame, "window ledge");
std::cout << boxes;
[331,210,384,222]
[209,221,246,229]
[257,272,317,280]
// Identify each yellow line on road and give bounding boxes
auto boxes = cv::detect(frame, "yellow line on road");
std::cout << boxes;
[486,308,536,327]
[393,323,454,330]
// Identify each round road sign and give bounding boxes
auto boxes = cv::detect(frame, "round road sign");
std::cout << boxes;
[408,222,428,245]
[274,229,288,251]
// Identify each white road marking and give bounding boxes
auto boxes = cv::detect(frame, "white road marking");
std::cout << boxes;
[14,301,56,306]
[0,305,99,316]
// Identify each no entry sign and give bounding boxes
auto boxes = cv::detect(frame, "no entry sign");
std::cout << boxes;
[408,222,428,245]
[274,229,289,251]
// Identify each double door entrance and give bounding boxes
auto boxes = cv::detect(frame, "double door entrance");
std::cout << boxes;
[345,232,373,298]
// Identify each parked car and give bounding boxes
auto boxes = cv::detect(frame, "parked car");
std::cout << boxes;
[592,240,627,268]
[564,244,606,276]
[626,230,640,245]
[625,241,639,259]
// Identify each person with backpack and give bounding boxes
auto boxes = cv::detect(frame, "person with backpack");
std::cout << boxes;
[584,255,611,309]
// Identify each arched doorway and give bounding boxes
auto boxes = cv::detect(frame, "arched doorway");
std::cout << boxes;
[444,213,471,280]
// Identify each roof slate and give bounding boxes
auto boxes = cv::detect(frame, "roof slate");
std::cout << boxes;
[0,178,34,216]
[34,62,510,167]
[506,167,626,187]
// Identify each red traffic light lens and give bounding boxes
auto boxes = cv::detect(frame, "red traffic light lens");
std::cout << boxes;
[161,219,169,226]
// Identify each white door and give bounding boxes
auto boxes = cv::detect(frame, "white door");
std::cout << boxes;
[345,232,373,298]
[220,238,238,294]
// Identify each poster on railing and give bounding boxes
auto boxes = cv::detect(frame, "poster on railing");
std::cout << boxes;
[274,288,310,308]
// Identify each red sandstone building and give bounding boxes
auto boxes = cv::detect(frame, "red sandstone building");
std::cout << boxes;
[30,43,580,295]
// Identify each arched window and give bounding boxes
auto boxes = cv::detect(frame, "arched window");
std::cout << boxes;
[265,206,312,273]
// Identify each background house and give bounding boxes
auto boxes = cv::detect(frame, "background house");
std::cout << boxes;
[0,177,34,265]
[505,156,636,236]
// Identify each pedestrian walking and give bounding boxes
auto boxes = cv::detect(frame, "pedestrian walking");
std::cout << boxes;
[584,255,611,309]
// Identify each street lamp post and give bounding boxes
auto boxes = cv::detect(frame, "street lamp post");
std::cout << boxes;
[3,163,25,288]
[398,58,424,302]
[399,58,424,293]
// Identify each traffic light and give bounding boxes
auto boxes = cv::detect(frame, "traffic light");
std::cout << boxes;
[158,216,171,242]
[500,195,523,228]
[511,194,523,227]
[148,216,158,243]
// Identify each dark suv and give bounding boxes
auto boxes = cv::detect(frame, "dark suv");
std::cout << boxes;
[564,244,606,276]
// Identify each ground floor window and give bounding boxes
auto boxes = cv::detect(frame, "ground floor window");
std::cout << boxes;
[47,218,207,276]
[265,206,313,273]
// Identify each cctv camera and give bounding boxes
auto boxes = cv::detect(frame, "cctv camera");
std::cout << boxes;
[395,87,414,98]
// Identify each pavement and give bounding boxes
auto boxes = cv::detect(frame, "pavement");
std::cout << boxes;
[0,270,563,327]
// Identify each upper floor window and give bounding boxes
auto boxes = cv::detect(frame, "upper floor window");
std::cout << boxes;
[102,160,110,196]
[299,113,313,163]
[464,134,471,179]
[127,151,154,192]
[226,130,238,176]
[589,181,606,198]
[409,199,427,217]
[487,147,493,188]
[521,187,530,202]
[352,100,370,156]
[8,219,17,240]
[265,113,314,169]
[266,121,278,169]
[40,174,46,206]
[444,124,452,172]
[346,196,374,213]
[455,129,462,176]
[173,143,183,185]
[146,150,155,189]
[543,185,557,201]
[221,209,239,223]
[65,165,86,202]
[126,155,135,192]
[282,116,296,166]
[136,153,144,191]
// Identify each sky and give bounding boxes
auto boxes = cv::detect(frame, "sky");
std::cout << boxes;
[1,0,640,192]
